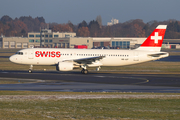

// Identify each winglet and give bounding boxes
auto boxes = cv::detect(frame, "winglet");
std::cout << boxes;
[136,25,167,51]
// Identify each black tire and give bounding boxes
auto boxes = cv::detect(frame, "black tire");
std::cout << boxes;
[81,69,84,74]
[28,69,32,73]
[84,69,88,74]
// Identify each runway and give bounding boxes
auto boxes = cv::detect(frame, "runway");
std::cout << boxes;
[0,70,180,93]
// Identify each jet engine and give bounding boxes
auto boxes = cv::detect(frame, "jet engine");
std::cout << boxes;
[56,61,74,71]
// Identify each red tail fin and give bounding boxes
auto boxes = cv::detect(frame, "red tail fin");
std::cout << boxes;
[137,25,167,51]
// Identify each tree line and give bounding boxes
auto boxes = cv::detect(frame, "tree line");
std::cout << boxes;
[1,15,180,39]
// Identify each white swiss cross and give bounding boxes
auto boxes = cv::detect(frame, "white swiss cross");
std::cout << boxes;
[151,32,162,44]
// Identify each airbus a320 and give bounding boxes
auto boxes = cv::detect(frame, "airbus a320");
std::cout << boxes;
[9,25,168,74]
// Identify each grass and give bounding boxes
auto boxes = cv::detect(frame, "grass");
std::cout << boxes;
[0,80,20,84]
[0,91,180,120]
[1,99,180,119]
[0,48,21,52]
[1,91,180,95]
[0,79,34,84]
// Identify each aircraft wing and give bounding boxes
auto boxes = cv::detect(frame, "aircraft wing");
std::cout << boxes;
[147,53,168,57]
[73,56,105,64]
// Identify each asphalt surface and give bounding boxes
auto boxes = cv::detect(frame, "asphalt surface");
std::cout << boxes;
[0,70,180,93]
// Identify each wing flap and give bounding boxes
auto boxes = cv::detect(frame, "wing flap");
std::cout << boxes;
[74,56,105,64]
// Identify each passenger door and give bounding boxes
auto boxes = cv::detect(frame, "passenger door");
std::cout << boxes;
[28,50,34,59]
[133,52,139,61]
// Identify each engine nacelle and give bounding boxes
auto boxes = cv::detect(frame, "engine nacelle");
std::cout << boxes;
[56,62,74,71]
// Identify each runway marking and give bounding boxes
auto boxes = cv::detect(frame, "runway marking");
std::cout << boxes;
[0,77,46,84]
[132,79,149,85]
[95,75,149,85]
[96,76,106,78]
[0,72,9,73]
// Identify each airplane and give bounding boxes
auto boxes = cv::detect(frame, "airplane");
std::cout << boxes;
[9,25,168,74]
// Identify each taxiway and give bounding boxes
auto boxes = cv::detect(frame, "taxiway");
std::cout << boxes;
[0,70,180,93]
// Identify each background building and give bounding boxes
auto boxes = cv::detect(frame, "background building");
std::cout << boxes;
[1,28,180,49]
[28,29,76,48]
[93,37,146,49]
[162,39,180,49]
[0,37,29,49]
[0,29,93,49]
[107,18,119,26]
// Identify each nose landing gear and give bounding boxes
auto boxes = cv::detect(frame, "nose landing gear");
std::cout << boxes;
[29,65,33,73]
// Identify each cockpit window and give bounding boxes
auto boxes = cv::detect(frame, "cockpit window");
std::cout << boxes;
[16,52,23,55]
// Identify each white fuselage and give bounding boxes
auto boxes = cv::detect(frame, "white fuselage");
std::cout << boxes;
[9,25,169,74]
[9,48,169,67]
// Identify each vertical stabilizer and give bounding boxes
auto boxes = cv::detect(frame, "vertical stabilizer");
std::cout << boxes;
[136,25,167,51]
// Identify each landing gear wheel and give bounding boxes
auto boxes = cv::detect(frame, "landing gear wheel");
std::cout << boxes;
[84,69,88,74]
[81,69,84,74]
[28,69,32,73]
[81,69,88,74]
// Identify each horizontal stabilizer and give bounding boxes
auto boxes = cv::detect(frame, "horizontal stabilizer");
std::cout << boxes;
[147,53,168,57]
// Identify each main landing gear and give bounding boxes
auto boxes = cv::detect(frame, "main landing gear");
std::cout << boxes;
[29,65,33,73]
[81,69,88,74]
[81,65,88,74]
[80,66,101,74]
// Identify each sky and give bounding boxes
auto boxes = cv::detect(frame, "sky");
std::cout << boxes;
[0,0,180,25]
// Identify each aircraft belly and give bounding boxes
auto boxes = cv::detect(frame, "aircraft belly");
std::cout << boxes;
[21,57,55,65]
[37,57,56,65]
[101,57,143,66]
[101,57,122,66]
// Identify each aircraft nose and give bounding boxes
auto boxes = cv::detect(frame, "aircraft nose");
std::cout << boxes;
[9,55,15,63]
